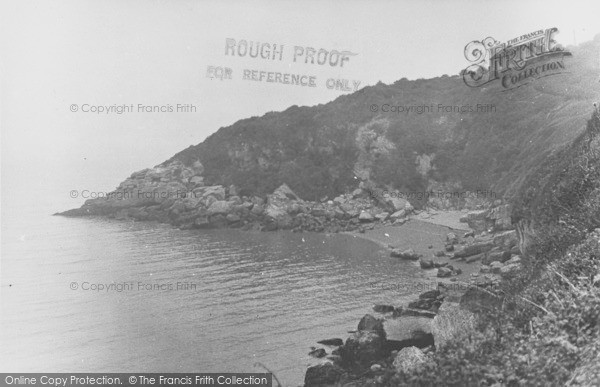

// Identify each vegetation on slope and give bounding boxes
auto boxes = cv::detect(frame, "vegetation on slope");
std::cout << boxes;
[164,38,600,202]
[388,112,600,386]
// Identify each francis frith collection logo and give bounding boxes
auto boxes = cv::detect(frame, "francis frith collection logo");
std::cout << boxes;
[462,27,572,90]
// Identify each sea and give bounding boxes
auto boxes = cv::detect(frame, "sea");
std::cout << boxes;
[1,191,448,386]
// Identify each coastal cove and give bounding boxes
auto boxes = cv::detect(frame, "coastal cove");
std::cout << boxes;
[1,213,462,386]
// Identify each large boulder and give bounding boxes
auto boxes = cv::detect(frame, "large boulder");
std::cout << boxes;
[431,302,476,350]
[264,184,301,229]
[390,248,421,260]
[384,196,409,212]
[206,200,234,215]
[375,212,390,222]
[339,331,386,369]
[389,210,406,220]
[271,183,301,201]
[357,314,386,338]
[358,211,374,223]
[463,210,492,233]
[393,346,430,374]
[383,317,433,350]
[453,242,494,259]
[482,249,511,265]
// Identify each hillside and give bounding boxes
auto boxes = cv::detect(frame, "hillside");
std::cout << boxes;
[164,37,600,202]
[59,37,600,232]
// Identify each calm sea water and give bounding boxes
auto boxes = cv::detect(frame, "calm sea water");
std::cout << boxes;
[1,198,444,386]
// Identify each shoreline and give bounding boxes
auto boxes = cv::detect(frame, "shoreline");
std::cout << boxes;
[344,215,479,282]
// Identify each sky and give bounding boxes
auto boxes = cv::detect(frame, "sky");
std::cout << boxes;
[2,0,600,214]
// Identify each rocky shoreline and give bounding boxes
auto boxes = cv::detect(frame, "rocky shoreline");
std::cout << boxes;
[57,160,528,386]
[302,215,524,386]
[58,160,514,238]
[57,160,420,233]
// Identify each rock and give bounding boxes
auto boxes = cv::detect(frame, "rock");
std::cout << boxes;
[370,364,382,372]
[309,347,327,358]
[431,302,476,350]
[358,211,374,222]
[505,255,521,265]
[393,218,408,226]
[207,200,234,215]
[390,210,406,220]
[399,308,437,318]
[437,267,452,277]
[225,213,241,223]
[463,230,475,238]
[390,248,421,260]
[384,196,409,212]
[352,188,363,198]
[326,355,342,365]
[453,242,494,259]
[304,363,344,387]
[446,232,459,244]
[393,346,429,374]
[228,195,242,205]
[500,263,521,276]
[480,265,491,273]
[465,253,485,263]
[490,261,503,274]
[383,317,434,351]
[340,331,386,369]
[373,305,395,314]
[408,298,440,311]
[444,244,454,252]
[272,183,301,201]
[434,250,445,257]
[419,258,434,269]
[375,212,390,222]
[464,210,492,233]
[317,338,344,347]
[357,314,386,338]
[482,249,511,265]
